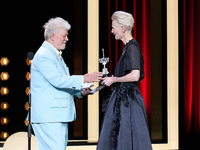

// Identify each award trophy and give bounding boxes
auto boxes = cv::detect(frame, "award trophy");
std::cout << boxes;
[90,48,110,93]
[99,48,109,77]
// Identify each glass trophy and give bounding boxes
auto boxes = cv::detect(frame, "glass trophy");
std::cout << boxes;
[90,48,110,93]
[99,48,109,77]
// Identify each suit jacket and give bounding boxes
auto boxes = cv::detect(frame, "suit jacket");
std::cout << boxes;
[31,41,83,123]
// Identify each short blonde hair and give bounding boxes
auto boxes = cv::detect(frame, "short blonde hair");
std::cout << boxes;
[111,11,134,32]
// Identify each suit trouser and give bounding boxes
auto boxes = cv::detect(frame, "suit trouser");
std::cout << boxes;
[32,122,68,150]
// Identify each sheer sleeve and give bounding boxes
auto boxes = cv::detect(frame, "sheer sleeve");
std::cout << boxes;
[123,42,145,82]
[124,44,141,72]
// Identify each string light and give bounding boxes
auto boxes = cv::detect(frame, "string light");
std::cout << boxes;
[0,131,9,139]
[0,57,9,66]
[0,57,9,140]
[0,72,9,81]
[25,58,32,66]
[24,117,29,126]
[25,72,30,81]
[0,102,9,110]
[25,87,30,96]
[0,87,9,95]
[1,117,9,125]
[24,102,29,111]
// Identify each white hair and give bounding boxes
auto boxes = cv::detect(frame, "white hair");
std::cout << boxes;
[43,17,71,40]
[111,11,134,32]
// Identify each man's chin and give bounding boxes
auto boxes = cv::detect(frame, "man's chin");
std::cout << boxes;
[60,47,66,50]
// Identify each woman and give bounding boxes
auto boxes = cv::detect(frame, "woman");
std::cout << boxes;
[97,11,152,150]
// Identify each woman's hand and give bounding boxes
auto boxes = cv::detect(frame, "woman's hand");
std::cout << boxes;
[101,75,116,86]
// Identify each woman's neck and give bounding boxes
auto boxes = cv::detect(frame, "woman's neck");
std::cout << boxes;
[121,33,133,44]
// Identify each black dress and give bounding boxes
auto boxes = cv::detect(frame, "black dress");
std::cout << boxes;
[97,39,152,150]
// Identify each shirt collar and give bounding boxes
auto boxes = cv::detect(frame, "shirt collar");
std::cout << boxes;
[46,41,62,57]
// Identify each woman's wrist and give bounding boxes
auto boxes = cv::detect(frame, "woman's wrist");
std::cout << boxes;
[113,77,117,83]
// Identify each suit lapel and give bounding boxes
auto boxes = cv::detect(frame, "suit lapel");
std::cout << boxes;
[42,41,70,76]
[60,57,70,75]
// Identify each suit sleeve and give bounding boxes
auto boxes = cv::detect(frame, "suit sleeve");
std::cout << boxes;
[33,51,83,90]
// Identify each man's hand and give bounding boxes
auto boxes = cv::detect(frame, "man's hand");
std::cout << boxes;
[83,71,103,83]
[81,88,93,96]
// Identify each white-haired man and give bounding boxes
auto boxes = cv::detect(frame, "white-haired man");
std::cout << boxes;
[30,17,102,150]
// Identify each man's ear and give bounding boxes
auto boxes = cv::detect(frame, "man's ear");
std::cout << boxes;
[50,33,55,41]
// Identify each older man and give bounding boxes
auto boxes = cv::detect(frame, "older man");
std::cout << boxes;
[30,17,102,150]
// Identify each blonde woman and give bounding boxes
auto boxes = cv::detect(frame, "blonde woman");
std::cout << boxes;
[97,11,152,150]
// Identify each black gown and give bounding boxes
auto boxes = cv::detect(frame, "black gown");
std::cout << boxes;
[97,39,152,150]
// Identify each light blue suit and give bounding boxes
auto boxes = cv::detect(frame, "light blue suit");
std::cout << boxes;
[30,41,83,149]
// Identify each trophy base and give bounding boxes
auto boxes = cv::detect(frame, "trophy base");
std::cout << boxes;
[102,68,109,76]
[90,84,106,94]
[90,73,110,94]
[99,73,110,85]
[103,74,110,77]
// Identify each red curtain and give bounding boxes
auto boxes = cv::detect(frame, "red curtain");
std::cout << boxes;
[183,0,200,134]
[107,0,151,123]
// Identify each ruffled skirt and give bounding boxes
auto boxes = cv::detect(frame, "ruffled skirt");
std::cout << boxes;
[97,83,152,150]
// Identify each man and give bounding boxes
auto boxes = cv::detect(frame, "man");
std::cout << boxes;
[30,17,102,150]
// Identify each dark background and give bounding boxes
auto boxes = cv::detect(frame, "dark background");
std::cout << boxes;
[0,0,88,141]
[1,1,200,149]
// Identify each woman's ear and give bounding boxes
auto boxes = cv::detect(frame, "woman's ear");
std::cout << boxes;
[121,25,126,32]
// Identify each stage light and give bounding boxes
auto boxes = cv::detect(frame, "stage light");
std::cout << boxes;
[24,117,29,126]
[26,58,32,66]
[24,102,29,111]
[0,87,9,95]
[25,72,31,81]
[0,72,9,81]
[25,87,30,95]
[0,102,9,110]
[0,131,9,139]
[1,117,9,125]
[0,57,9,66]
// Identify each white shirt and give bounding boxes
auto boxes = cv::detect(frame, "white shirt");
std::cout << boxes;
[46,41,62,59]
